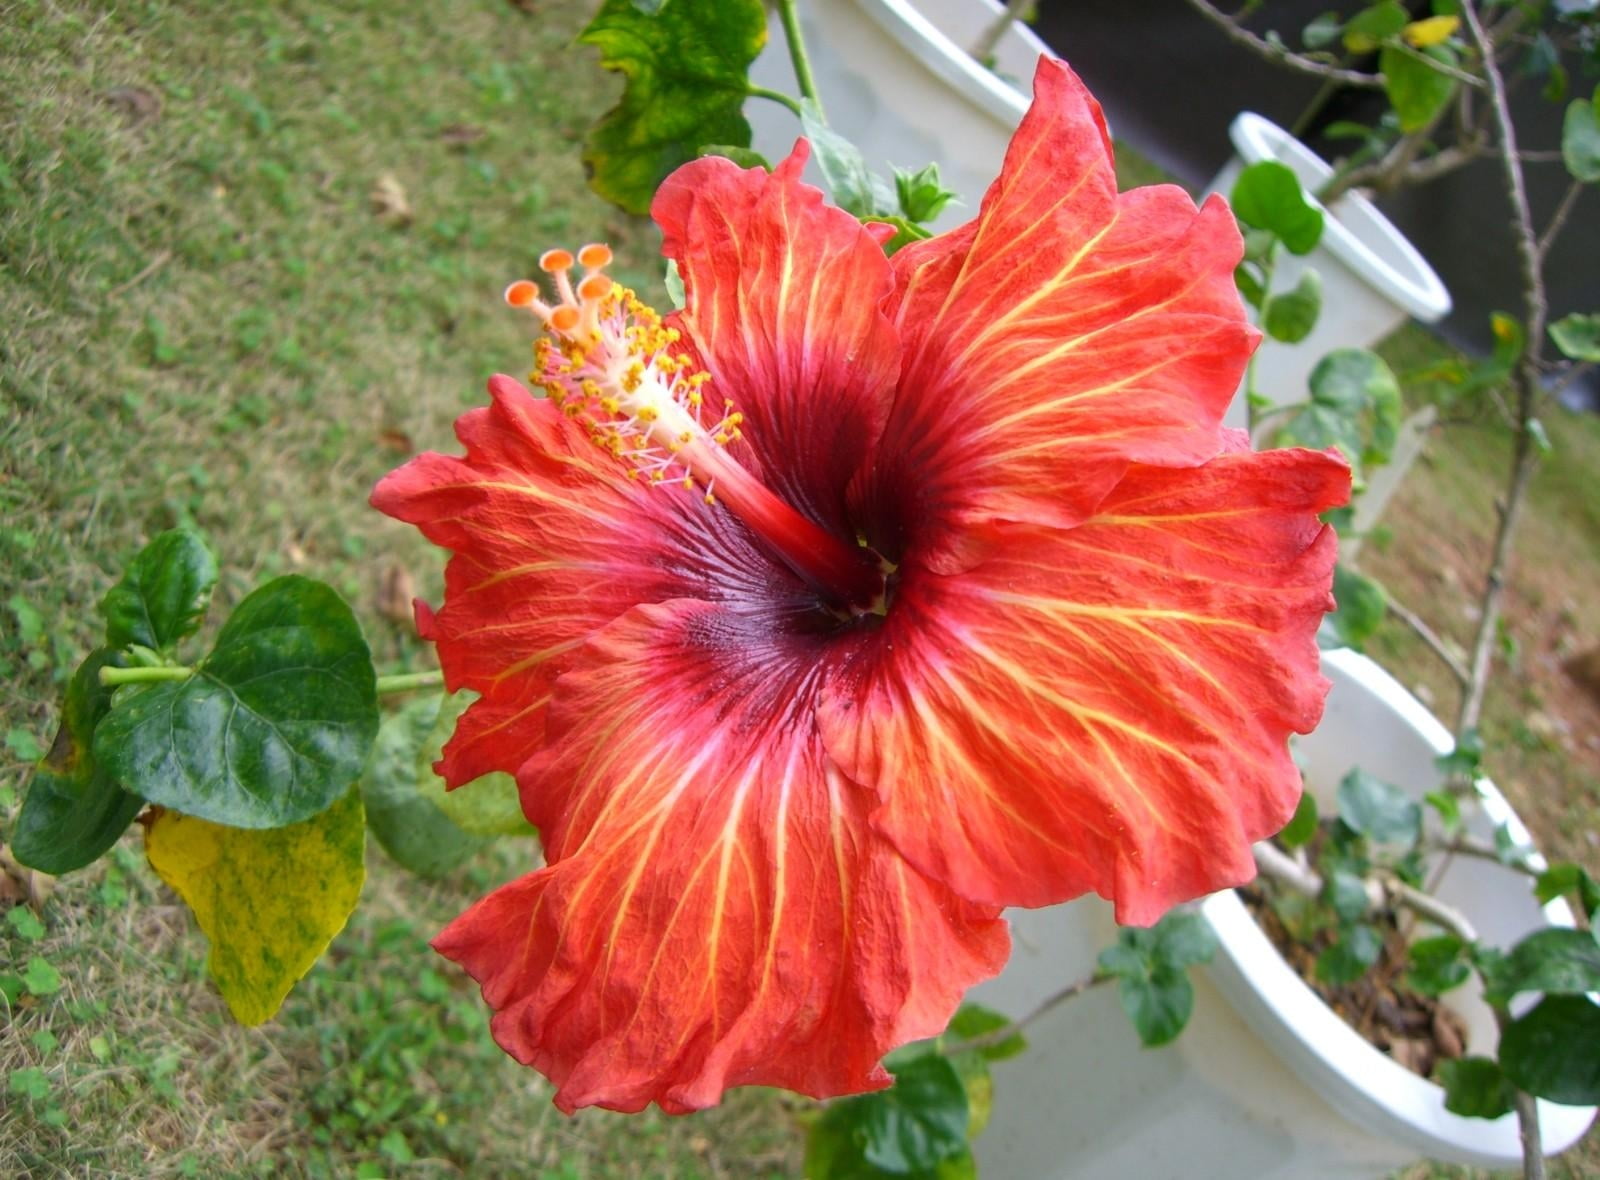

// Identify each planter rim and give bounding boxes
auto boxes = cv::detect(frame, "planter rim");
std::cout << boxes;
[1228,112,1452,324]
[852,0,1054,128]
[1201,646,1594,1166]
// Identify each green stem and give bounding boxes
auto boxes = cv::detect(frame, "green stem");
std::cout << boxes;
[375,669,444,695]
[775,0,822,117]
[746,84,803,118]
[100,665,193,686]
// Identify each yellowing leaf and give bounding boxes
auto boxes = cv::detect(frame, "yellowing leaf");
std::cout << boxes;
[145,791,365,1025]
[1403,16,1459,49]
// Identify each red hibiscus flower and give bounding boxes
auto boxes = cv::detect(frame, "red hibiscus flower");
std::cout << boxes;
[372,59,1350,1115]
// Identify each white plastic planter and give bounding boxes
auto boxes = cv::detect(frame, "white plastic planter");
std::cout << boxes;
[968,648,1595,1179]
[1207,113,1452,431]
[745,0,1054,231]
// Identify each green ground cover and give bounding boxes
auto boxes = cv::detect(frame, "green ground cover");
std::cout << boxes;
[3,1,1597,1177]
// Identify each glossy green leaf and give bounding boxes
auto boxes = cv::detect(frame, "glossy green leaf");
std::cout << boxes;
[1303,12,1343,49]
[1549,313,1600,362]
[414,693,534,837]
[809,1053,971,1177]
[1337,767,1420,845]
[95,576,378,829]
[1438,1057,1516,1119]
[1381,44,1457,132]
[1230,161,1324,255]
[145,788,365,1025]
[1279,789,1319,848]
[1483,928,1600,1004]
[1434,727,1483,780]
[361,695,488,878]
[1315,922,1384,984]
[1405,935,1470,996]
[800,100,895,218]
[11,649,144,874]
[99,529,218,655]
[1423,790,1462,833]
[1276,348,1401,483]
[945,1002,1027,1062]
[1534,862,1600,919]
[1151,909,1219,968]
[1499,996,1600,1105]
[1116,962,1193,1047]
[1562,93,1600,183]
[1098,911,1211,1047]
[1263,269,1322,343]
[578,0,768,213]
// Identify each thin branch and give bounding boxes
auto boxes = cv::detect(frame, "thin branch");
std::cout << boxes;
[1493,1005,1548,1180]
[970,0,1029,65]
[940,972,1112,1057]
[1180,0,1386,89]
[1427,836,1540,879]
[1385,596,1470,685]
[1454,0,1549,738]
[1535,179,1585,266]
[1549,361,1594,401]
[1252,843,1479,940]
[1386,39,1486,89]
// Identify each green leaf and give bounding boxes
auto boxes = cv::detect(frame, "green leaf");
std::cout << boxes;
[1325,564,1387,650]
[5,727,42,761]
[945,1002,1026,1062]
[664,260,686,309]
[22,955,62,996]
[1279,789,1319,848]
[812,1054,970,1175]
[800,100,896,218]
[144,788,366,1025]
[8,1067,49,1101]
[414,693,534,837]
[1549,313,1600,362]
[1264,269,1323,343]
[1405,935,1470,996]
[893,162,959,224]
[1234,263,1265,309]
[1337,767,1421,844]
[1483,928,1600,1004]
[95,576,378,829]
[1499,996,1600,1105]
[1324,869,1370,924]
[1315,923,1384,984]
[1116,963,1194,1047]
[1438,1057,1516,1119]
[1151,909,1219,969]
[6,906,45,941]
[99,529,218,654]
[361,695,489,878]
[1229,161,1324,255]
[1423,790,1462,833]
[1381,44,1457,132]
[1562,93,1600,183]
[1534,863,1600,918]
[866,214,934,256]
[1434,727,1483,780]
[11,649,145,874]
[1276,348,1402,484]
[578,0,768,213]
[698,143,769,170]
[1343,1,1408,52]
[1303,12,1344,49]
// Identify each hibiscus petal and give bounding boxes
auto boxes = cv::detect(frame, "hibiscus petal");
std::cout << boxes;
[434,600,1008,1113]
[653,143,901,539]
[820,447,1350,926]
[863,59,1255,569]
[370,374,797,785]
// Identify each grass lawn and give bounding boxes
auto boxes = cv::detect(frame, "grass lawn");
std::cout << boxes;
[2,1,1597,1177]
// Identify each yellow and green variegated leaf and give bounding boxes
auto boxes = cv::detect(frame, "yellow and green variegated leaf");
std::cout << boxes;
[145,789,365,1025]
[579,0,768,214]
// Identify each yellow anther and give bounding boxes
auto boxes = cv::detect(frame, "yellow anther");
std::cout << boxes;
[688,392,703,407]
[678,431,691,443]
[599,397,620,414]
[637,406,658,423]
[714,432,730,445]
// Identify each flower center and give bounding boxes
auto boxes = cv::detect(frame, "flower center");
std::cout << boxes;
[506,244,886,615]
